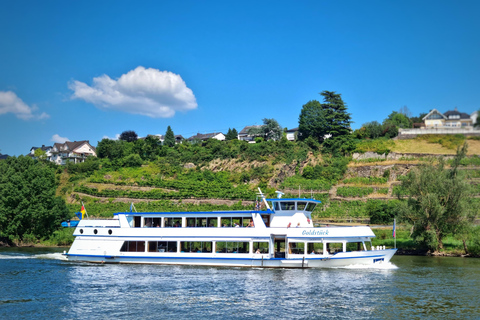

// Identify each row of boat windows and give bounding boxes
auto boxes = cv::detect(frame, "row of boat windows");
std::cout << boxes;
[273,201,317,212]
[120,241,269,254]
[139,217,254,228]
[119,241,368,254]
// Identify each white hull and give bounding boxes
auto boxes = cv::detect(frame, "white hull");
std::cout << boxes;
[66,248,396,268]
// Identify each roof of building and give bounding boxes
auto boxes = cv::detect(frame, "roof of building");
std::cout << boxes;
[52,140,96,153]
[285,127,299,132]
[443,108,471,120]
[239,125,261,135]
[30,145,53,152]
[187,132,224,141]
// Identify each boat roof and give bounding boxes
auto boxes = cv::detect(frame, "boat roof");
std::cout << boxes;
[266,198,322,203]
[114,209,274,216]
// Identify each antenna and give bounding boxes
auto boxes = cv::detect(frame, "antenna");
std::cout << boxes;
[275,191,285,199]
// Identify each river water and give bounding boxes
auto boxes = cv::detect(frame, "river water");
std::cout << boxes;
[0,248,479,320]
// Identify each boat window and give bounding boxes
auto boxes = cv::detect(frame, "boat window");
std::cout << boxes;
[144,217,161,227]
[261,215,270,227]
[216,241,249,253]
[221,217,246,227]
[207,217,217,227]
[243,218,253,227]
[186,217,208,227]
[288,242,304,254]
[134,216,141,228]
[346,242,364,252]
[181,241,212,253]
[273,202,280,211]
[280,202,295,210]
[120,241,145,252]
[252,242,269,254]
[364,241,372,251]
[326,242,343,254]
[164,217,182,227]
[307,242,324,254]
[148,241,178,253]
[306,203,317,212]
[297,202,307,211]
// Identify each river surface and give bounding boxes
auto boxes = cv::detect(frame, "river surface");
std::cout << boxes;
[0,248,479,320]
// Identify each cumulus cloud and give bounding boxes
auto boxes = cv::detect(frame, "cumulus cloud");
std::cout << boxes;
[0,91,50,120]
[102,134,120,140]
[68,66,198,118]
[51,134,70,143]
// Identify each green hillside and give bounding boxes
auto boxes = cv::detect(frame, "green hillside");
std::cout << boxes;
[60,136,480,223]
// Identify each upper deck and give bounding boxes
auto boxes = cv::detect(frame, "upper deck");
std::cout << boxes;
[92,198,322,229]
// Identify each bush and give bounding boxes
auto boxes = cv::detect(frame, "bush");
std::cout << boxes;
[366,199,399,224]
[336,186,374,197]
[355,138,394,155]
[123,154,143,167]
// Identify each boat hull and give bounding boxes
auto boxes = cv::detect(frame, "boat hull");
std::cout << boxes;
[65,249,397,268]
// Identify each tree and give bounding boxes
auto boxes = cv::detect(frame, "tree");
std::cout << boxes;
[247,118,282,141]
[475,110,480,128]
[410,113,428,126]
[362,121,383,139]
[119,130,138,142]
[164,126,175,147]
[0,156,70,242]
[397,143,475,251]
[298,91,352,142]
[225,128,238,140]
[383,111,412,129]
[34,148,47,161]
[96,138,125,160]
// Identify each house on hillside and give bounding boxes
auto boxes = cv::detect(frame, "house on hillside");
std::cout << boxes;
[50,140,97,165]
[238,125,261,142]
[187,132,225,142]
[285,127,298,141]
[29,145,53,160]
[423,108,474,128]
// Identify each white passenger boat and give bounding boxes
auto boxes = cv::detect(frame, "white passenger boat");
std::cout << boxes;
[65,191,396,268]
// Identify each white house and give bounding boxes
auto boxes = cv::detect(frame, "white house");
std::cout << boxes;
[49,140,97,165]
[238,125,261,142]
[187,132,225,142]
[29,145,53,160]
[285,128,298,141]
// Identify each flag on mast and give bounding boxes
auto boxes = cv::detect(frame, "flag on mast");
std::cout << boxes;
[80,205,86,219]
[392,219,396,238]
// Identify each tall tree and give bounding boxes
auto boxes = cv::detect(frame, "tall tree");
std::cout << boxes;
[383,111,412,129]
[298,91,352,142]
[247,118,282,141]
[164,126,175,147]
[225,128,238,140]
[397,143,475,251]
[0,156,69,242]
[119,130,138,142]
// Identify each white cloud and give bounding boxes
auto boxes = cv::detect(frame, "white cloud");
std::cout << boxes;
[69,66,198,118]
[0,91,50,120]
[51,134,70,143]
[102,134,120,140]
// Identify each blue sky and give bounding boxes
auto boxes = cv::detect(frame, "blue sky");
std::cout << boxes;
[1,1,479,156]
